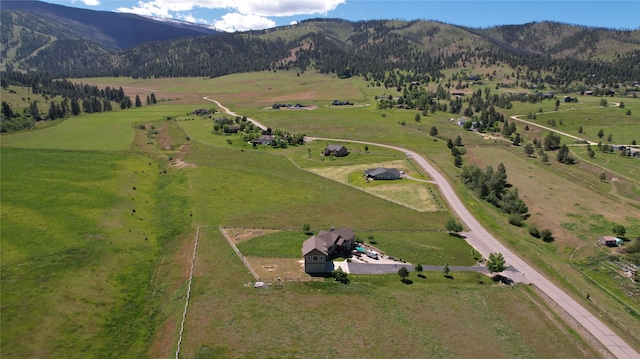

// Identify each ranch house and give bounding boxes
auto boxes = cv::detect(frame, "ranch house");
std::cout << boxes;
[323,144,348,157]
[302,228,355,273]
[364,167,401,180]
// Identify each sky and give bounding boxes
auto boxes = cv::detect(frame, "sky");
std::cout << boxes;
[35,0,640,32]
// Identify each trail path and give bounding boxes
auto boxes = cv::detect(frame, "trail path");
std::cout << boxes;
[206,99,639,359]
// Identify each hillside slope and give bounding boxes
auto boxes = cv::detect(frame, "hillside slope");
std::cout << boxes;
[0,0,219,71]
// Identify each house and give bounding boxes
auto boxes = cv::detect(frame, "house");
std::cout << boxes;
[302,236,328,273]
[302,228,356,273]
[323,144,348,157]
[598,236,623,247]
[456,118,468,127]
[193,108,211,116]
[563,96,574,103]
[364,167,401,180]
[584,91,595,96]
[254,134,274,145]
[331,100,353,106]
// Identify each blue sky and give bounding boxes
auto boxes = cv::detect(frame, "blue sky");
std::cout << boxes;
[40,0,640,32]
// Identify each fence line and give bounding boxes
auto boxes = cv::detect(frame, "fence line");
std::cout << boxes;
[219,225,260,281]
[175,225,206,359]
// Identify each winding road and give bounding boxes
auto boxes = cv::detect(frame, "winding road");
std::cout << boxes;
[208,98,639,359]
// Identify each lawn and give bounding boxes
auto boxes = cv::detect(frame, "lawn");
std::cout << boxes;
[362,231,478,266]
[236,230,309,258]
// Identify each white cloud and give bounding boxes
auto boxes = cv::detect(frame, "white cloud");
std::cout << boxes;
[214,12,276,32]
[116,0,345,30]
[76,0,100,5]
[177,13,210,24]
[234,0,345,17]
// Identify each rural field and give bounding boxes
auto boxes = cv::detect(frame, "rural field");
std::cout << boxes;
[2,69,640,358]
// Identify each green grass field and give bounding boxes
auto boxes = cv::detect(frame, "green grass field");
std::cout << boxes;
[3,70,639,357]
[1,104,194,151]
[0,147,188,358]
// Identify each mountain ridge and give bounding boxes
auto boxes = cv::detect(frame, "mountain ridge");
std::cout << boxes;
[1,2,639,83]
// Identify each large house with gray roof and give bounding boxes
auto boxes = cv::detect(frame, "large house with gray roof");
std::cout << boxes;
[302,228,355,273]
[364,167,401,180]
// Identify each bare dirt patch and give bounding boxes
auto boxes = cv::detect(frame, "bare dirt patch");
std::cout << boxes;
[156,123,172,150]
[245,257,312,282]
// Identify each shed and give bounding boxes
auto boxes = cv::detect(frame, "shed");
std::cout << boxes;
[598,236,623,247]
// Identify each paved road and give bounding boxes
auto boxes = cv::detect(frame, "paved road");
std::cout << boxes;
[307,136,638,359]
[206,100,638,358]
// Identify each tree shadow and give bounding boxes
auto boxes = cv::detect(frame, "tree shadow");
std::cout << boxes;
[417,273,427,279]
[444,275,454,280]
[401,278,413,284]
[492,274,514,285]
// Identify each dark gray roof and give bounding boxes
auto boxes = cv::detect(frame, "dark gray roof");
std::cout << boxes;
[326,144,346,151]
[304,228,355,254]
[302,236,327,256]
[364,167,401,178]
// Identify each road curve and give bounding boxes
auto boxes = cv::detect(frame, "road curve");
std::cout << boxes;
[307,137,638,359]
[206,99,638,358]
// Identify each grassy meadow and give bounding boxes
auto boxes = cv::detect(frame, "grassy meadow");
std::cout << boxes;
[3,69,640,357]
[0,147,190,358]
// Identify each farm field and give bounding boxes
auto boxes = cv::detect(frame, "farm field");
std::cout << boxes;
[2,70,640,357]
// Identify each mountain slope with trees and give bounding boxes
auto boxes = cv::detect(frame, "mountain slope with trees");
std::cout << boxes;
[0,0,219,72]
[2,4,639,85]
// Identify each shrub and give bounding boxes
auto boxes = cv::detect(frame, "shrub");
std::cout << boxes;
[541,229,554,242]
[508,214,524,227]
[528,226,541,238]
[415,264,423,272]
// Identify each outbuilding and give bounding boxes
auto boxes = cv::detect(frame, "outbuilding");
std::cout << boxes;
[598,236,623,247]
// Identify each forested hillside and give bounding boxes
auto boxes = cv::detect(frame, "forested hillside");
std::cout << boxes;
[0,0,218,72]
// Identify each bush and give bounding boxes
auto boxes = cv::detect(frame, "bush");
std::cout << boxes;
[528,226,541,238]
[541,229,554,242]
[508,214,524,227]
[332,268,349,283]
[415,264,423,272]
